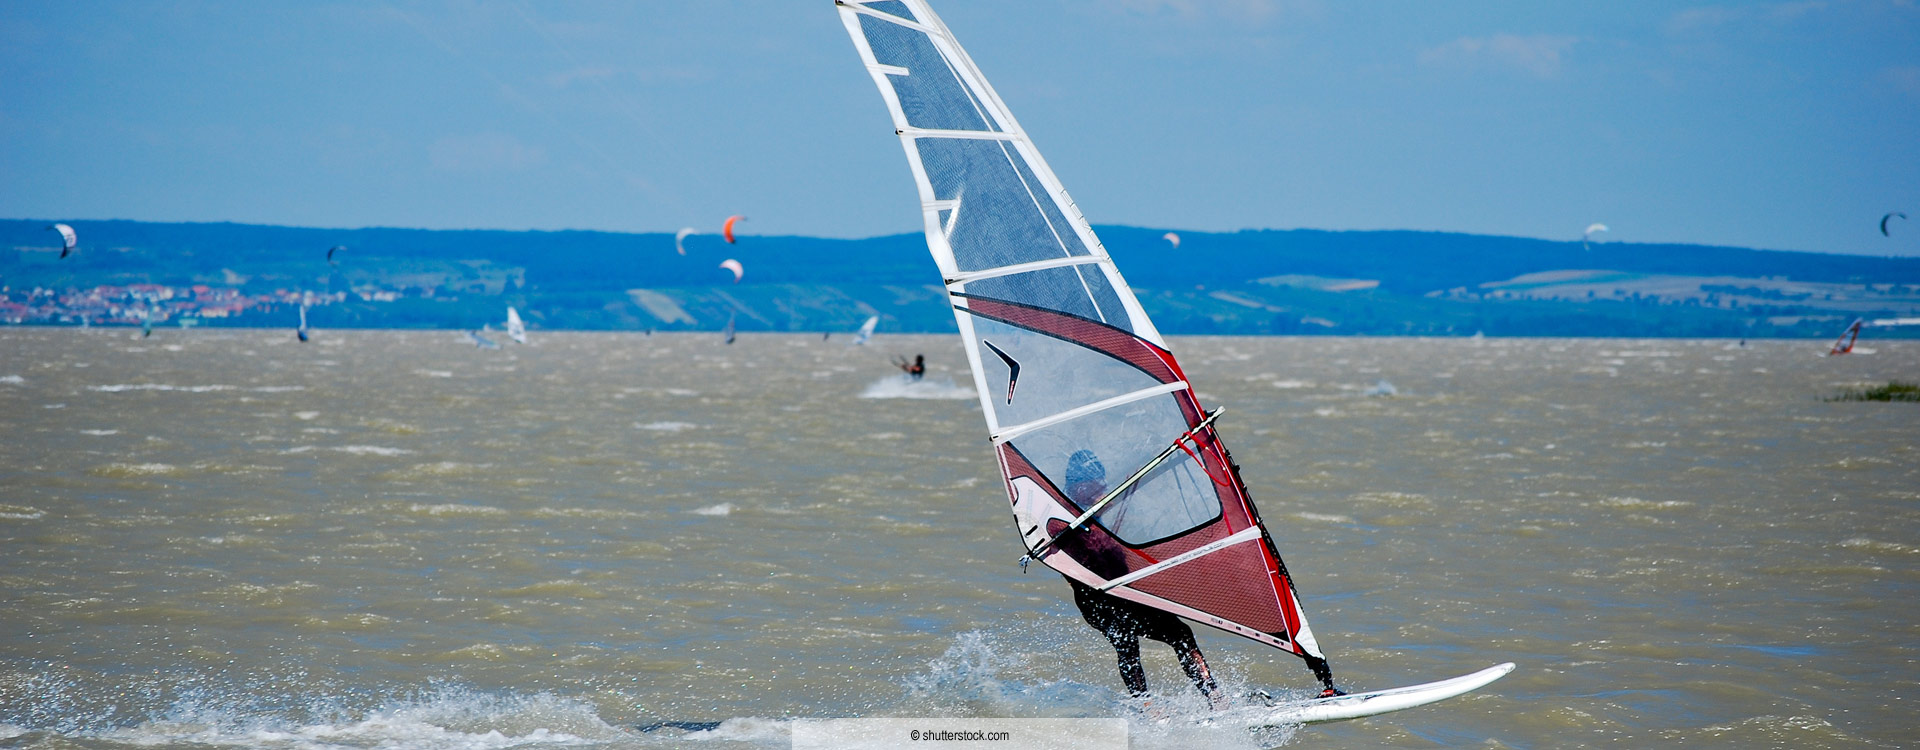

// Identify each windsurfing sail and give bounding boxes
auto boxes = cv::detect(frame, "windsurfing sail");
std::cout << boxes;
[723,215,746,244]
[1828,317,1863,356]
[719,258,745,284]
[506,306,527,344]
[852,315,880,345]
[675,227,697,255]
[49,223,77,258]
[327,245,345,265]
[468,330,499,349]
[297,299,311,343]
[834,0,1330,676]
[722,312,737,345]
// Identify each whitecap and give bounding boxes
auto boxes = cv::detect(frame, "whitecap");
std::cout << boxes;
[0,375,24,385]
[635,421,696,432]
[78,429,119,436]
[90,383,236,392]
[293,411,320,420]
[692,503,734,516]
[414,369,455,378]
[409,503,506,516]
[859,376,975,400]
[333,445,413,456]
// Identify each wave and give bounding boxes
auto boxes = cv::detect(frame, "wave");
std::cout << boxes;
[284,445,414,457]
[635,421,696,432]
[89,384,306,393]
[858,376,974,400]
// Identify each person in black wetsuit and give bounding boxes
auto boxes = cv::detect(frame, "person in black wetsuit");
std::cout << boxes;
[897,354,926,380]
[1058,449,1225,707]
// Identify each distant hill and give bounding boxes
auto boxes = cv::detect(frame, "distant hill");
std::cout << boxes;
[4,219,1917,338]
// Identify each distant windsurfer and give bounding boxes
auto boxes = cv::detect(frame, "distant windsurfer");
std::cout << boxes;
[896,354,926,380]
[1058,449,1342,703]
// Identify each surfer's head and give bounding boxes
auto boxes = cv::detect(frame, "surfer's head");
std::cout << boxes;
[1064,450,1106,503]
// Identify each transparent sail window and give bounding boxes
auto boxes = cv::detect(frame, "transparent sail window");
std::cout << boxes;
[917,138,1088,272]
[1010,395,1223,546]
[961,266,1134,334]
[969,315,1167,429]
[858,16,995,133]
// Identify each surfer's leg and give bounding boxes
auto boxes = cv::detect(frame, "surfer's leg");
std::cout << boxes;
[1304,654,1344,696]
[1108,631,1148,697]
[1161,626,1223,708]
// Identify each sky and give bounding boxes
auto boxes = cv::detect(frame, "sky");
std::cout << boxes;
[2,0,1917,256]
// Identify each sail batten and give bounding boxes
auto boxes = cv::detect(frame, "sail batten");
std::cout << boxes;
[835,0,1325,665]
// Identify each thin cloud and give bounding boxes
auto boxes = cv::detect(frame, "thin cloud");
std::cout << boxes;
[1419,34,1579,79]
[545,66,617,89]
[1666,1,1833,34]
[428,132,548,173]
[1885,65,1920,97]
[1106,0,1299,24]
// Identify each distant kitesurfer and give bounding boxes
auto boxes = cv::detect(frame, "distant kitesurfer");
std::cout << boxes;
[897,354,926,380]
[1057,450,1226,707]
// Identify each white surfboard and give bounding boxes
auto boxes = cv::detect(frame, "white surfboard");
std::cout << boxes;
[1250,663,1514,726]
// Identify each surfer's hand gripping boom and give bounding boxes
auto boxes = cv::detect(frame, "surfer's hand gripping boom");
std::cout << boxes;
[1019,407,1224,571]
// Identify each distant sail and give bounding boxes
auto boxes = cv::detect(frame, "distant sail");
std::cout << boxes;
[675,227,697,255]
[722,313,737,345]
[852,315,879,346]
[49,223,77,259]
[723,215,746,244]
[506,306,527,344]
[1884,212,1907,237]
[836,0,1330,675]
[718,258,744,284]
[468,330,500,350]
[1827,317,1863,356]
[297,300,311,343]
[1162,232,1180,249]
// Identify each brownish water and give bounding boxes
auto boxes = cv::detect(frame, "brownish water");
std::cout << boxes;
[1,329,1914,748]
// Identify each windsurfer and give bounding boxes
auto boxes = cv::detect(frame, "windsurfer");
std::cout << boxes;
[1059,450,1225,707]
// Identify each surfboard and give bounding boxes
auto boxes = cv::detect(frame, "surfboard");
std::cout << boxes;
[1245,663,1514,726]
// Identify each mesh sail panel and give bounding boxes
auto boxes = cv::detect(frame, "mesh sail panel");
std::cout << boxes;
[962,266,1131,333]
[857,15,996,133]
[916,138,1087,271]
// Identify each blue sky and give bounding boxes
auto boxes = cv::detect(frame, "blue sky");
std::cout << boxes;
[3,1,1917,255]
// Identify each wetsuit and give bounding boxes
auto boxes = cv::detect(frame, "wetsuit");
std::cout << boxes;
[1068,578,1219,700]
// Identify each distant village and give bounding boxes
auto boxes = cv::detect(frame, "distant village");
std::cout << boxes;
[0,284,400,327]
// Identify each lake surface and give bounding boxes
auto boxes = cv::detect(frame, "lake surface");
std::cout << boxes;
[1,329,1914,749]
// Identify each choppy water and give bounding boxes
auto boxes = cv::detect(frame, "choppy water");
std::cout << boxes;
[1,329,1915,749]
